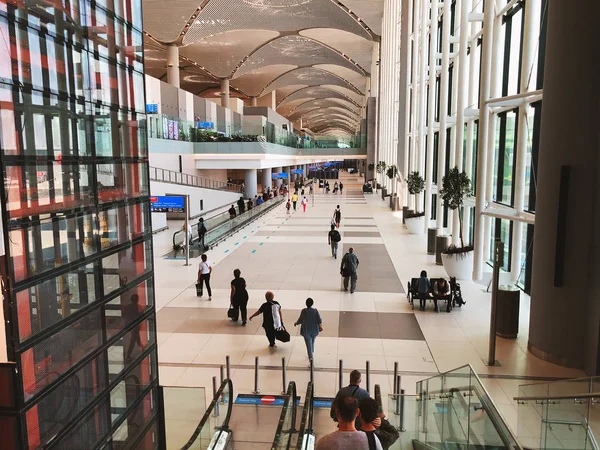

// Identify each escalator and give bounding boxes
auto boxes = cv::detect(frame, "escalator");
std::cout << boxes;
[173,379,303,450]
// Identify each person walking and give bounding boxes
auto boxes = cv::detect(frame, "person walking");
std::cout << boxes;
[249,291,283,351]
[228,205,237,220]
[286,199,292,214]
[197,254,213,300]
[340,247,359,293]
[247,198,253,211]
[328,224,341,259]
[339,181,344,195]
[333,205,342,228]
[197,218,207,251]
[230,269,249,325]
[333,181,339,194]
[293,298,322,362]
[237,196,246,214]
[318,396,382,450]
[291,192,298,211]
[301,196,308,212]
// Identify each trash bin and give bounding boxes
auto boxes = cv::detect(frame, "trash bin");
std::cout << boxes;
[381,187,387,200]
[390,194,400,211]
[427,228,437,255]
[496,286,520,339]
[435,235,451,265]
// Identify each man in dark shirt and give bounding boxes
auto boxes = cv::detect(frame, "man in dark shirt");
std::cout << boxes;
[228,205,236,220]
[197,218,207,251]
[330,370,371,427]
[237,196,246,214]
[358,398,399,450]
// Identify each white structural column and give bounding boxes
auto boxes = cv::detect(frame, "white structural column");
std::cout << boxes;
[262,167,272,191]
[452,0,471,245]
[463,0,478,245]
[245,169,258,200]
[510,0,541,283]
[424,0,439,232]
[379,0,401,192]
[416,0,428,216]
[275,166,283,188]
[436,0,452,231]
[482,4,504,264]
[221,78,230,109]
[408,0,420,209]
[398,0,412,205]
[473,0,496,280]
[166,45,180,88]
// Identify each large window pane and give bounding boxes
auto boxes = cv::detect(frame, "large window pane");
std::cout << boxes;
[102,241,153,296]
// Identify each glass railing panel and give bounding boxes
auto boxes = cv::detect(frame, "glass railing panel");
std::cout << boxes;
[516,383,550,449]
[420,372,444,445]
[386,394,420,450]
[470,372,518,449]
[163,386,206,449]
[179,379,233,450]
[296,383,314,450]
[542,397,593,450]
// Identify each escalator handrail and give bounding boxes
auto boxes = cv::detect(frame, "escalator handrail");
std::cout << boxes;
[180,378,234,450]
[295,382,314,450]
[271,381,297,450]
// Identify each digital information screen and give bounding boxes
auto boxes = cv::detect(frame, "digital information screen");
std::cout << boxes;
[150,196,185,213]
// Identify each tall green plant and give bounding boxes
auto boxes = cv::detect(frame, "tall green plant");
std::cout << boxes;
[407,171,425,213]
[386,165,397,180]
[439,167,471,248]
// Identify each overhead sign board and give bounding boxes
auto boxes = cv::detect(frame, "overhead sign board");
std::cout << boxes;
[271,172,289,179]
[197,121,215,129]
[146,104,158,114]
[290,169,304,175]
[150,196,185,213]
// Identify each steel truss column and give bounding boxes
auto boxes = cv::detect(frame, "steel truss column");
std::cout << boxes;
[473,0,497,280]
[510,0,541,283]
[436,0,452,232]
[425,0,439,233]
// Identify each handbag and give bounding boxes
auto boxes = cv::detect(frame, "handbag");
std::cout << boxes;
[227,304,236,319]
[195,283,202,297]
[275,326,291,343]
[318,324,324,332]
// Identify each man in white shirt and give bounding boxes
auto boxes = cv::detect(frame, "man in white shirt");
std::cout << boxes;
[316,396,383,450]
[197,254,213,300]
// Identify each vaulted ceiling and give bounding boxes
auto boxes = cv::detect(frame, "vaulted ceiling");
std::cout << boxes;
[142,0,383,135]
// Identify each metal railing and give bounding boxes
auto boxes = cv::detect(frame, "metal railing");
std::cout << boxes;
[149,166,241,193]
[516,377,600,450]
[272,381,298,450]
[296,382,315,450]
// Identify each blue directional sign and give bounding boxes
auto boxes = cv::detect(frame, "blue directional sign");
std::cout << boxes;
[150,196,185,213]
[197,121,215,129]
[290,169,304,175]
[146,104,158,114]
[271,172,289,179]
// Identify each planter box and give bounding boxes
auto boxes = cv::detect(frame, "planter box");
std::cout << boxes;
[441,250,474,280]
[405,215,425,235]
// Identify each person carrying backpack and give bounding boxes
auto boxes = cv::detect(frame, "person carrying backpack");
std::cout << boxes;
[328,224,341,259]
[334,205,342,228]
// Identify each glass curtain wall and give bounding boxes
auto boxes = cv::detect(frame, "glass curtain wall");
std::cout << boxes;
[410,0,546,292]
[0,0,159,448]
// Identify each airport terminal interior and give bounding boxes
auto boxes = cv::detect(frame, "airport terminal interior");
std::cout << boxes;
[0,0,598,449]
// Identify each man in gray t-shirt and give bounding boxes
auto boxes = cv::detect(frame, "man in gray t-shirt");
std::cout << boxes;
[317,396,382,450]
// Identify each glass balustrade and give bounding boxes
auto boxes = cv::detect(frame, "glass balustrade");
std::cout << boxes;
[516,377,600,450]
[414,364,521,449]
[385,393,420,450]
[147,113,366,150]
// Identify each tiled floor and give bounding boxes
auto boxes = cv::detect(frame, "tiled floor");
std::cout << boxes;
[153,173,586,446]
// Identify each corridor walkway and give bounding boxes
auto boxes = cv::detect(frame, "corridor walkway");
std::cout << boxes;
[153,172,584,436]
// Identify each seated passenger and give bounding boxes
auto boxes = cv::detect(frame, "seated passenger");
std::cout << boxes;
[433,278,451,313]
[417,270,431,311]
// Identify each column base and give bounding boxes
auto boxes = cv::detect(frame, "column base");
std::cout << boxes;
[527,341,581,369]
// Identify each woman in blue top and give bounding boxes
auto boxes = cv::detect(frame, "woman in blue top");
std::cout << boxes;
[294,298,322,362]
[417,270,431,311]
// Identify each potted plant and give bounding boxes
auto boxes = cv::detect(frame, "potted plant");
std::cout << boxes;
[405,171,426,235]
[376,161,386,190]
[439,167,473,279]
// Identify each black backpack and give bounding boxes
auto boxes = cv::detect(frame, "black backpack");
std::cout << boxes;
[331,230,341,242]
